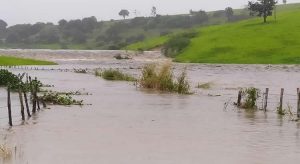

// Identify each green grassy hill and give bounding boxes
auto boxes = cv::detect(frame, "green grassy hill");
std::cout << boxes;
[128,3,300,64]
[0,56,56,66]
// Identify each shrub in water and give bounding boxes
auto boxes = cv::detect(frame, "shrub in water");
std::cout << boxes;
[100,69,136,81]
[139,63,191,94]
[175,69,190,94]
[40,91,83,105]
[0,69,21,89]
[241,87,260,109]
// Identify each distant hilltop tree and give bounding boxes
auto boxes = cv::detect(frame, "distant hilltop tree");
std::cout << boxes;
[151,6,157,17]
[283,0,287,4]
[119,9,130,19]
[248,0,277,23]
[225,7,234,21]
[0,19,8,31]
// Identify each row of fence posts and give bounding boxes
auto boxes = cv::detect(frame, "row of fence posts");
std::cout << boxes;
[237,88,300,118]
[0,65,71,72]
[6,76,46,126]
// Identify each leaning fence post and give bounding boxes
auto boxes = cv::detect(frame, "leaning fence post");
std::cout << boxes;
[297,89,300,118]
[30,77,37,114]
[7,86,12,126]
[264,88,269,112]
[34,77,40,110]
[279,88,284,111]
[23,90,31,117]
[18,87,25,121]
[237,90,242,107]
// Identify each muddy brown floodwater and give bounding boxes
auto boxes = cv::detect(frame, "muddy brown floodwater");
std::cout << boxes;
[1,50,300,164]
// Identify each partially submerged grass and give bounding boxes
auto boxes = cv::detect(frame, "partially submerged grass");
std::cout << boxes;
[0,56,56,66]
[0,144,12,159]
[96,69,136,81]
[139,63,191,94]
[40,91,83,106]
[196,82,213,89]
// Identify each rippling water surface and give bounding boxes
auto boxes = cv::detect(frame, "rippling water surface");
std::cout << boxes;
[0,57,300,164]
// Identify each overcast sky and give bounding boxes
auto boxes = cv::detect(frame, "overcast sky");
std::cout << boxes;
[0,0,299,26]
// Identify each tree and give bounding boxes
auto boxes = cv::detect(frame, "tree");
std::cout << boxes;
[38,25,60,43]
[151,6,157,17]
[58,19,68,29]
[0,20,8,31]
[248,0,277,23]
[225,7,234,21]
[119,9,130,19]
[283,0,287,4]
[82,16,98,32]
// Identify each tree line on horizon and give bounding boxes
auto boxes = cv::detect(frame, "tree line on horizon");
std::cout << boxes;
[0,1,281,50]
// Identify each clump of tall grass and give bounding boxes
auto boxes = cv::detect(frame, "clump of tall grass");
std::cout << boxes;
[139,63,191,94]
[96,69,136,81]
[277,103,293,116]
[0,144,12,159]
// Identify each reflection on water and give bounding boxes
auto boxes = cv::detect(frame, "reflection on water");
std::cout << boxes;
[0,62,300,164]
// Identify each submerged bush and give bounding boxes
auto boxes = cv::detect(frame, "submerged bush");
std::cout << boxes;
[0,69,21,89]
[139,63,191,94]
[175,70,190,94]
[0,69,42,91]
[241,87,260,109]
[97,69,136,81]
[40,91,83,105]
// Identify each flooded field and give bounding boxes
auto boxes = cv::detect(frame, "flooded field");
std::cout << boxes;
[1,50,300,164]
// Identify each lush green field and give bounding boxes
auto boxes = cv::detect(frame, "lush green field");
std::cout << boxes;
[125,35,170,51]
[128,3,300,64]
[176,7,300,64]
[0,56,56,66]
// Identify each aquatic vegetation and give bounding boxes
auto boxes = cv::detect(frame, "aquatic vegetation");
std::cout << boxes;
[241,87,260,109]
[97,69,136,81]
[277,103,293,116]
[139,63,191,94]
[40,91,83,106]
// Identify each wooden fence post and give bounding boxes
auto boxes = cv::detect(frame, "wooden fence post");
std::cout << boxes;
[264,88,269,112]
[297,89,300,118]
[18,87,25,121]
[237,90,242,107]
[279,88,284,111]
[30,77,37,114]
[34,77,40,110]
[23,90,31,117]
[7,86,12,126]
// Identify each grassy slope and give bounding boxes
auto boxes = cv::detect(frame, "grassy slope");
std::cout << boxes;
[125,35,169,50]
[0,56,56,66]
[176,4,300,64]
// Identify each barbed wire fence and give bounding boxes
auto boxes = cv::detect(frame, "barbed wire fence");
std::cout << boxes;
[0,72,46,127]
[224,88,300,120]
